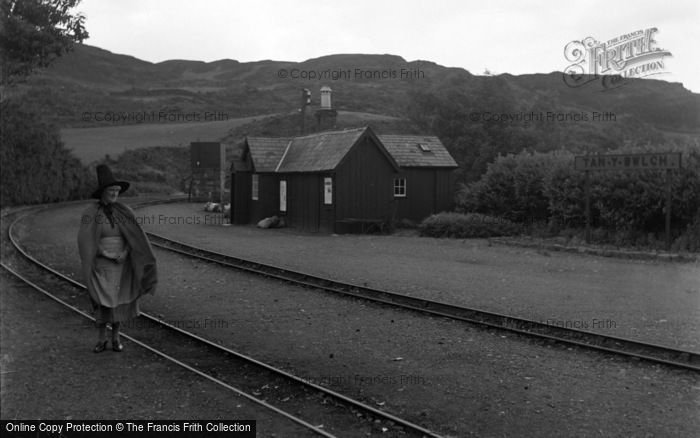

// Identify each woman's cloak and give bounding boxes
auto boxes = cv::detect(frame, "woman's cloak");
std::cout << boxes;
[77,202,157,310]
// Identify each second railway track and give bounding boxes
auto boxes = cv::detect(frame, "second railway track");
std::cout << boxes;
[4,206,445,438]
[144,230,700,372]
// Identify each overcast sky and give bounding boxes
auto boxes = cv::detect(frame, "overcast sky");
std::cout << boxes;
[79,0,699,93]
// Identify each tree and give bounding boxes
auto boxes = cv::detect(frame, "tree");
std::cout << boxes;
[0,0,90,206]
[0,99,92,205]
[0,0,88,91]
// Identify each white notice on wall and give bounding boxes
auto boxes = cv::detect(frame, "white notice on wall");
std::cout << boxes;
[324,177,332,205]
[280,180,287,212]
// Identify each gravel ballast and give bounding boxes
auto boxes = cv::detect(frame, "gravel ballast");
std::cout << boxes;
[7,201,700,437]
[138,203,699,351]
[0,269,317,437]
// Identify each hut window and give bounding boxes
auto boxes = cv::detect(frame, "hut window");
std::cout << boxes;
[394,178,406,197]
[417,142,431,152]
[279,180,287,212]
[251,174,259,200]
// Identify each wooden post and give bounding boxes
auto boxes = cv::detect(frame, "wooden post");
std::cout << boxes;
[665,168,672,249]
[575,152,681,249]
[300,88,310,135]
[585,170,591,244]
[219,169,225,207]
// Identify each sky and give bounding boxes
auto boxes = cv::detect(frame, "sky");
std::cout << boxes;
[78,0,699,93]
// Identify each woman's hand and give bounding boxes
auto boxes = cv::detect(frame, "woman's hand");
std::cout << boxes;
[114,249,128,264]
[100,249,125,263]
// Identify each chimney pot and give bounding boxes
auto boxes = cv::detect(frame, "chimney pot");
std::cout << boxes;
[320,86,332,109]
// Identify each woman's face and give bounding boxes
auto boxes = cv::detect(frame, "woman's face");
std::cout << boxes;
[101,186,121,204]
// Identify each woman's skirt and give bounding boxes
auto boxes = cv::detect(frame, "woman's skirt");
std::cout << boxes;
[92,236,139,324]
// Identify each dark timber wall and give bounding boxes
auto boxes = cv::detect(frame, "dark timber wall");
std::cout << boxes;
[395,168,455,222]
[334,137,397,223]
[285,174,321,232]
[249,173,278,224]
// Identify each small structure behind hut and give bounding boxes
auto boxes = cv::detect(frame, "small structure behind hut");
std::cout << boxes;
[314,86,338,131]
[189,142,231,203]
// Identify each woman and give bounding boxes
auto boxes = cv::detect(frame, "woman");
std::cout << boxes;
[78,165,157,352]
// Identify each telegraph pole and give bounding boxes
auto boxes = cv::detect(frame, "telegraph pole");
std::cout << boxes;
[300,88,311,135]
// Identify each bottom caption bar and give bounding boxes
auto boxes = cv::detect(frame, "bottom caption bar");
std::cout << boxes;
[2,420,256,437]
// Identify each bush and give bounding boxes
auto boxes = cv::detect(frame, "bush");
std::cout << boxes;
[96,146,190,195]
[0,99,92,206]
[419,212,522,238]
[456,146,700,250]
[546,147,700,237]
[673,209,700,252]
[457,151,568,223]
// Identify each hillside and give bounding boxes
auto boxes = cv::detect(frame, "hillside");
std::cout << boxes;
[29,44,699,133]
[61,114,268,164]
[18,43,698,188]
[60,110,408,165]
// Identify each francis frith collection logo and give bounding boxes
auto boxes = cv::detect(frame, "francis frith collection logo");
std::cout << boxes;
[563,27,672,90]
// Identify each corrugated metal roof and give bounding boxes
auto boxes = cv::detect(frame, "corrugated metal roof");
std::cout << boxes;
[276,128,367,172]
[245,137,291,172]
[378,135,459,168]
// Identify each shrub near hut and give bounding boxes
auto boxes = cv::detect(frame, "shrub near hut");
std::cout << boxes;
[456,151,563,224]
[419,212,522,238]
[456,147,700,249]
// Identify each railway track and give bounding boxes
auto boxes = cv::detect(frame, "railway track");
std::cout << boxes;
[4,206,445,438]
[144,230,700,372]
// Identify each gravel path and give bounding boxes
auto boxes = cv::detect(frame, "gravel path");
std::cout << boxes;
[9,201,700,437]
[138,203,700,351]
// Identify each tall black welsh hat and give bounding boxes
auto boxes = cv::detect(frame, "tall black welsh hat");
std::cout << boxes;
[92,164,130,199]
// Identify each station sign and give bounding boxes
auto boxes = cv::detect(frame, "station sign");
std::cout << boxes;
[574,151,682,248]
[574,152,681,171]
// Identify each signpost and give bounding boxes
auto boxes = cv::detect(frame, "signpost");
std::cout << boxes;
[574,152,682,248]
[574,153,681,172]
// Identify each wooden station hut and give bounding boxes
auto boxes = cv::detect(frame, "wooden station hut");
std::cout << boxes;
[231,126,458,233]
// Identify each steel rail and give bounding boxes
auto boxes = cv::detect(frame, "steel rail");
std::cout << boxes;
[6,209,446,438]
[0,262,337,438]
[144,230,700,373]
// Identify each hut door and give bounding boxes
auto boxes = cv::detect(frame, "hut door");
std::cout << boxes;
[232,172,251,224]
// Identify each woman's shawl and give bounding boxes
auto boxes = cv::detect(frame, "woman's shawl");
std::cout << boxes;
[77,202,158,309]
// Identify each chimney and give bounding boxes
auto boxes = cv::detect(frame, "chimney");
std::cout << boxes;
[320,86,332,109]
[315,85,338,131]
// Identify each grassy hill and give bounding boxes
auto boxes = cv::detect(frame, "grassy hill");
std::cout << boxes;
[63,109,412,196]
[60,110,405,164]
[61,114,268,164]
[33,44,699,132]
[23,43,698,193]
